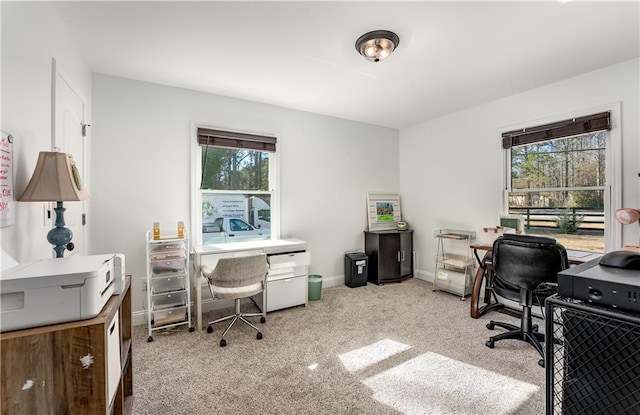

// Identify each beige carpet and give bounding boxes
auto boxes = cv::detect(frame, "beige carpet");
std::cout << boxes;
[131,278,546,414]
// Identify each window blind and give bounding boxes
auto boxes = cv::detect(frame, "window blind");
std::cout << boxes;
[197,128,277,152]
[501,111,610,149]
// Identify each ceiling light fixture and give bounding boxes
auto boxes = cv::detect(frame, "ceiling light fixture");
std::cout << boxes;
[355,30,400,63]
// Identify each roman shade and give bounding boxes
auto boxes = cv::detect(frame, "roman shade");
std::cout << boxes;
[501,112,610,149]
[197,128,276,152]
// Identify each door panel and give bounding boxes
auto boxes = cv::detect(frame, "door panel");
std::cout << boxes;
[53,63,87,256]
[378,233,400,281]
[399,231,413,277]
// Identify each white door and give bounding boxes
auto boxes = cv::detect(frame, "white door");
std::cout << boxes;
[53,60,87,257]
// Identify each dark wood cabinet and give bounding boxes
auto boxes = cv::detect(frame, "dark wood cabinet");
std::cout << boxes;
[364,230,413,285]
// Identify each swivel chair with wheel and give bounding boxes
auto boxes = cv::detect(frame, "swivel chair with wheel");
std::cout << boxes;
[201,254,269,347]
[485,234,568,366]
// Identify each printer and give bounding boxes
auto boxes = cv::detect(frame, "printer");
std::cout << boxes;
[0,253,125,332]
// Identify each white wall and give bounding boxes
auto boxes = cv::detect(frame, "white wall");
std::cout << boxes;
[400,58,640,280]
[90,74,399,316]
[1,2,92,262]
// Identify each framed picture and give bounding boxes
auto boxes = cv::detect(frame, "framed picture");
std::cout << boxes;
[367,192,401,231]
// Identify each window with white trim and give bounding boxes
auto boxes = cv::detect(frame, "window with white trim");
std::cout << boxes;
[502,112,611,253]
[194,127,277,246]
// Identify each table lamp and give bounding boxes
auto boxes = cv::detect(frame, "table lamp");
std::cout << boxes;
[18,151,90,257]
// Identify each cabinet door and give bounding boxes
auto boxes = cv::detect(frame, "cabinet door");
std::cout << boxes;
[399,231,413,277]
[378,233,401,281]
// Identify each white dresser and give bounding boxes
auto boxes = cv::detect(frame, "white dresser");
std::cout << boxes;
[192,239,309,330]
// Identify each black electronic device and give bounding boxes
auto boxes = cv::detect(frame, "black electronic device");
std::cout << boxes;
[545,296,640,415]
[344,252,368,288]
[557,257,640,314]
[599,249,640,270]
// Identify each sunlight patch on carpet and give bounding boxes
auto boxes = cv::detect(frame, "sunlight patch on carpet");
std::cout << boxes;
[362,352,539,415]
[339,339,411,373]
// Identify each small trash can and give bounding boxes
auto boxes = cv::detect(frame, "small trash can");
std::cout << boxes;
[345,252,368,288]
[308,274,323,301]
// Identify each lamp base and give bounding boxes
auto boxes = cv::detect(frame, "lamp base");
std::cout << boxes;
[47,202,74,258]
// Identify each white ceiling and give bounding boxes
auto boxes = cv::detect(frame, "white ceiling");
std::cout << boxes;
[53,1,640,129]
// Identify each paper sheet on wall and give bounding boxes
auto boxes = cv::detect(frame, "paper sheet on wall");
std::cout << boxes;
[1,132,14,227]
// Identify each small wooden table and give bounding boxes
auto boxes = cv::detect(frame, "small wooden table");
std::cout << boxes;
[469,244,602,318]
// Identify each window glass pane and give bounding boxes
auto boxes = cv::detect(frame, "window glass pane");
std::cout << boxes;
[508,132,606,253]
[511,132,606,191]
[200,145,272,245]
[202,192,271,244]
[201,147,269,191]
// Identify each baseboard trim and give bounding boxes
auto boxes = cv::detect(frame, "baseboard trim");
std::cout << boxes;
[415,269,434,283]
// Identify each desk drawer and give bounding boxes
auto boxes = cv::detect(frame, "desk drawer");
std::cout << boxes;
[268,251,310,269]
[267,275,306,312]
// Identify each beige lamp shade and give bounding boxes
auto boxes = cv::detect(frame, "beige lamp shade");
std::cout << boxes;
[18,151,89,202]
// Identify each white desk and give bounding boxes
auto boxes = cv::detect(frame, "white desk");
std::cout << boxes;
[192,239,309,330]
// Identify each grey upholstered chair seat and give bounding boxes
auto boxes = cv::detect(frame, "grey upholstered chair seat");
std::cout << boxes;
[205,280,263,299]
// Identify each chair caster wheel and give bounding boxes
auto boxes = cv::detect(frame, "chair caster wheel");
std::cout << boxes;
[538,359,545,368]
[486,340,495,348]
[207,325,213,333]
[257,332,263,340]
[486,323,495,330]
[260,317,266,324]
[147,336,153,343]
[189,327,195,332]
[220,339,227,347]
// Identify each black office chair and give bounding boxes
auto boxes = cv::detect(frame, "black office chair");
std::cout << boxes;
[485,234,569,366]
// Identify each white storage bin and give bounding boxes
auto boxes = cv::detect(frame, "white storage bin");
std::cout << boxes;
[152,291,187,310]
[151,242,185,252]
[152,306,188,326]
[151,275,187,294]
[151,259,186,275]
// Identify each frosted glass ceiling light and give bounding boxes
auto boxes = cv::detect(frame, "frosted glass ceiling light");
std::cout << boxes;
[355,30,400,63]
